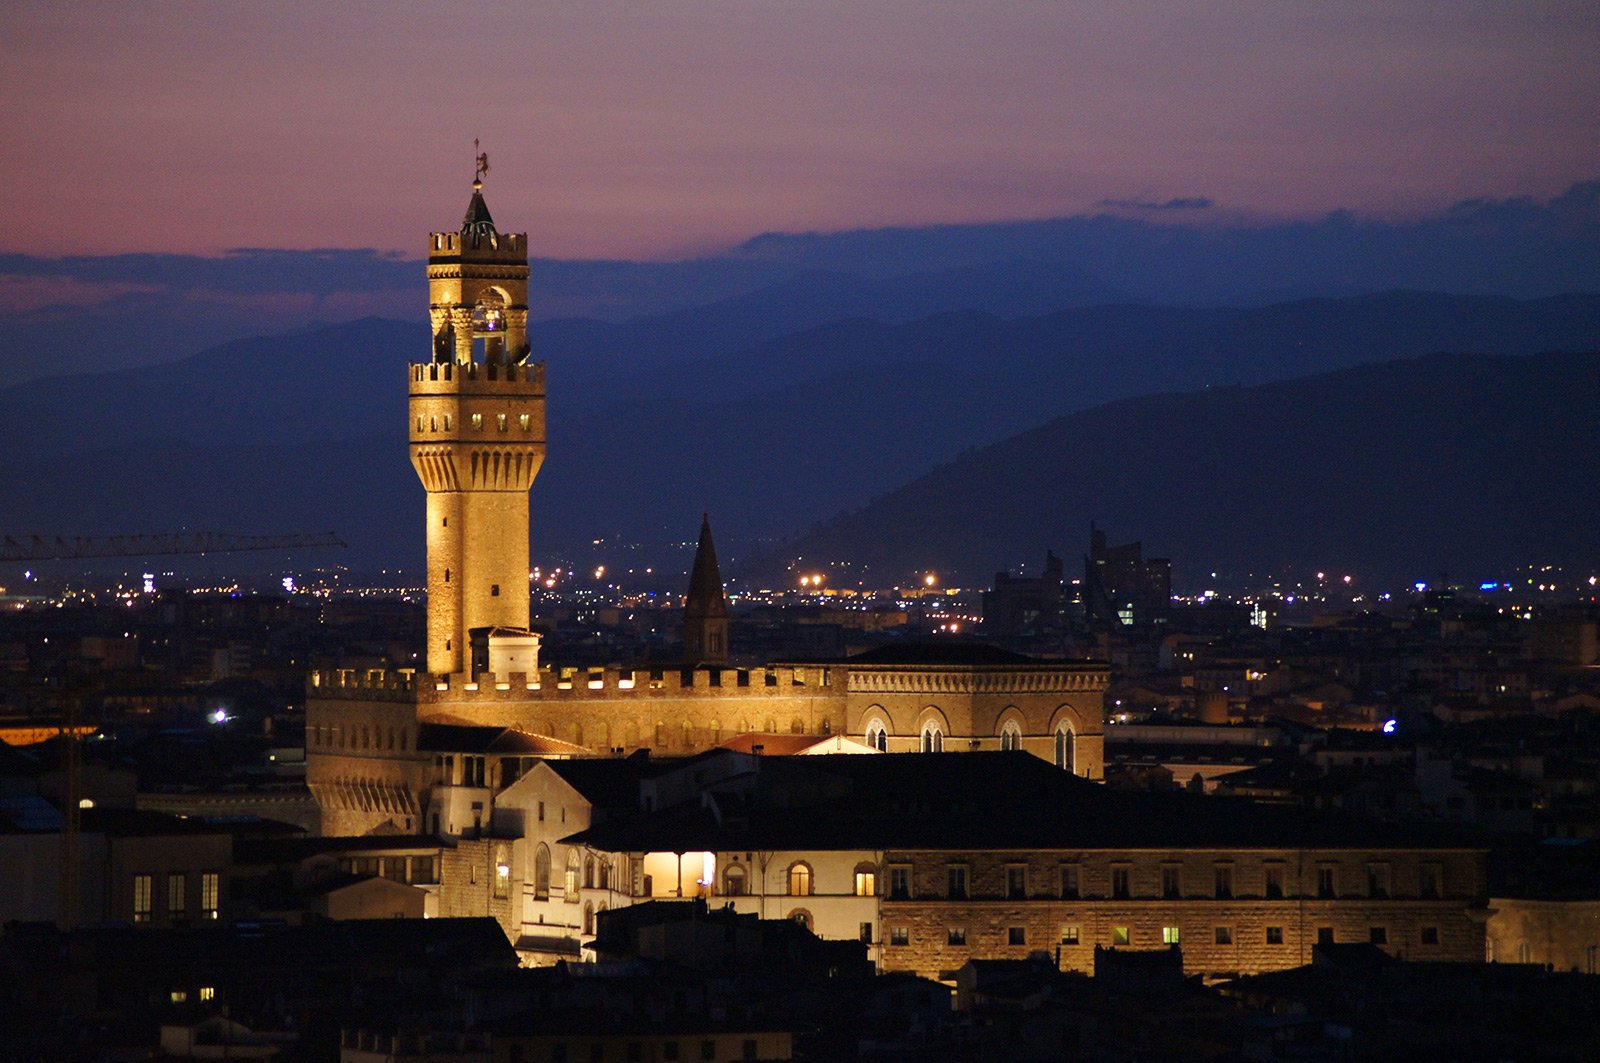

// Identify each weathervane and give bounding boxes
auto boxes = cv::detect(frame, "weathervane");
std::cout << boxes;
[474,138,490,185]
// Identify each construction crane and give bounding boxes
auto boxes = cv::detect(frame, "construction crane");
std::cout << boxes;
[1,531,346,562]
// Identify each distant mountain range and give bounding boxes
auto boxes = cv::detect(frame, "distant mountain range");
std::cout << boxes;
[0,290,1595,583]
[768,350,1600,587]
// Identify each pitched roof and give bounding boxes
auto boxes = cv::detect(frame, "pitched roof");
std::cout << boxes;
[417,721,587,756]
[684,514,727,620]
[461,186,496,236]
[563,752,1485,854]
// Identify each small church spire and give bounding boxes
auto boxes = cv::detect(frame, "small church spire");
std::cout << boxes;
[683,514,730,665]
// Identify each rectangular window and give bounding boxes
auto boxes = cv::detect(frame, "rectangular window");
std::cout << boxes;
[490,584,500,597]
[1006,865,1027,899]
[947,927,967,946]
[199,986,215,1002]
[890,927,909,946]
[1214,866,1233,899]
[383,857,407,882]
[1317,867,1337,898]
[1008,926,1027,946]
[519,413,532,431]
[1060,925,1080,945]
[1162,926,1181,945]
[1317,927,1334,945]
[855,871,876,897]
[889,866,911,900]
[201,873,219,919]
[1111,867,1130,899]
[494,861,510,899]
[1421,926,1439,945]
[1161,866,1181,898]
[859,922,874,944]
[947,865,969,900]
[1266,926,1284,945]
[496,413,508,432]
[1369,926,1388,945]
[1060,864,1081,899]
[412,856,435,884]
[1419,864,1442,898]
[1214,926,1232,945]
[701,1040,715,1061]
[167,873,186,917]
[1367,864,1390,898]
[133,874,153,923]
[1264,865,1285,899]
[1112,927,1130,946]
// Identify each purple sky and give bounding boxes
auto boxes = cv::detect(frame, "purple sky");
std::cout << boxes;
[5,1,1597,260]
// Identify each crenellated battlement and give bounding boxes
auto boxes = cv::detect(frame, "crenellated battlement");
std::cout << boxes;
[309,664,843,704]
[428,229,526,261]
[409,360,545,391]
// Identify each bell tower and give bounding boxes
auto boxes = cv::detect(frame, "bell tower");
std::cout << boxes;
[409,161,545,675]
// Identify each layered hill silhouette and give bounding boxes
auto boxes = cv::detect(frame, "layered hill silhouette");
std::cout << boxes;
[770,350,1600,586]
[0,291,1595,579]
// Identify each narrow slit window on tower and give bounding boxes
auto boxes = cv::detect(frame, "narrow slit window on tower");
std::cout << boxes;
[471,413,483,430]
[496,413,508,432]
[444,569,451,583]
[491,584,500,597]
[444,414,452,431]
[519,413,531,431]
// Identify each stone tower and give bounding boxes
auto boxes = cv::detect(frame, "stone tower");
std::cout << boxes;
[683,514,729,665]
[409,174,545,675]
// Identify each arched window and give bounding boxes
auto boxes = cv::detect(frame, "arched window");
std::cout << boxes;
[854,862,878,897]
[1000,720,1022,752]
[534,844,551,900]
[1055,724,1076,773]
[865,721,888,752]
[789,909,813,931]
[724,865,747,897]
[584,856,596,890]
[598,860,610,891]
[583,902,595,936]
[565,850,581,901]
[921,724,944,753]
[788,862,813,897]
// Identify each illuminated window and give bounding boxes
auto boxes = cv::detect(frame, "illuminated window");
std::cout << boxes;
[1266,926,1284,944]
[170,990,187,1004]
[1162,926,1181,945]
[199,986,214,1002]
[1112,927,1130,946]
[519,413,531,431]
[1060,925,1079,945]
[471,413,483,430]
[167,873,186,918]
[494,852,511,900]
[534,844,551,900]
[497,413,508,432]
[133,874,152,923]
[788,862,813,897]
[443,414,452,431]
[201,873,219,919]
[566,850,581,901]
[854,864,877,897]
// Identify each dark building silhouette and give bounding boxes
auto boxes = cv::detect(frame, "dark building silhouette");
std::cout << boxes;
[683,514,729,665]
[1084,523,1171,626]
[982,551,1065,637]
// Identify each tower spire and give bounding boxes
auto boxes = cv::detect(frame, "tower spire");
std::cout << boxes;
[683,514,730,665]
